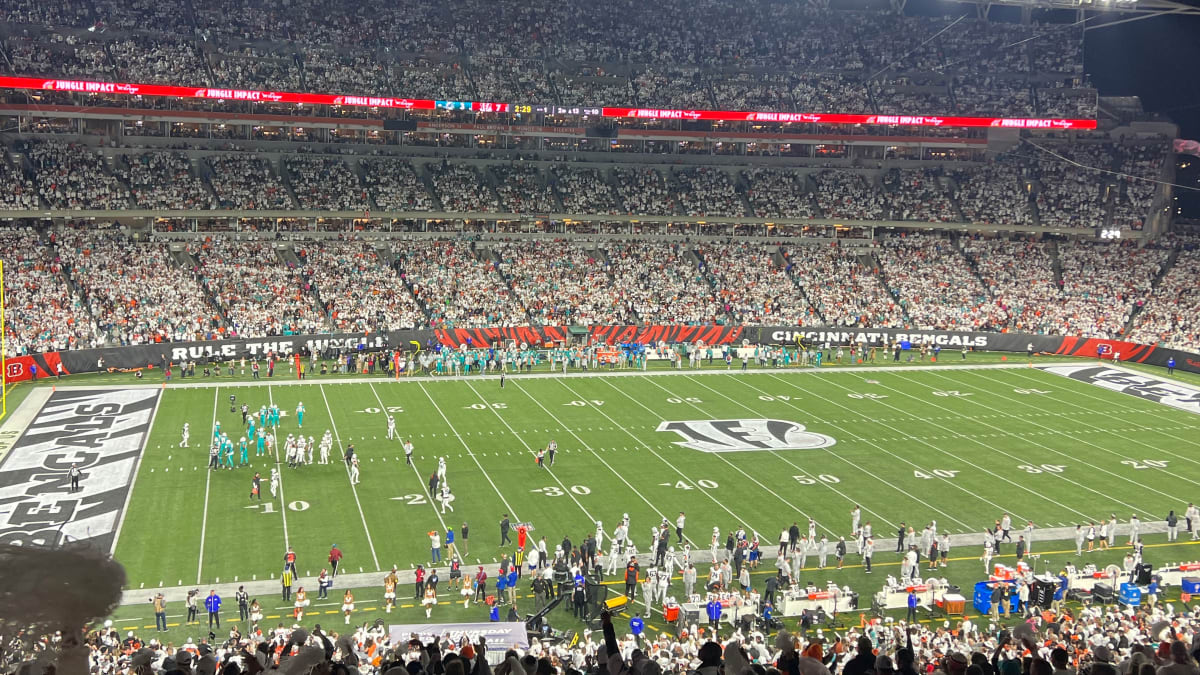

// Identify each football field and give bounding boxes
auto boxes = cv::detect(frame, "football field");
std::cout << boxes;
[97,361,1200,591]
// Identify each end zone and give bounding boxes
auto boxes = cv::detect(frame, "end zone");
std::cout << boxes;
[1038,364,1200,415]
[0,388,161,551]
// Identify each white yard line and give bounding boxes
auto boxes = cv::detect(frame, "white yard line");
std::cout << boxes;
[366,382,452,535]
[680,374,902,531]
[720,374,981,531]
[267,385,291,551]
[464,381,594,522]
[766,372,1040,525]
[634,375,836,537]
[510,379,699,548]
[196,387,218,584]
[553,377,774,535]
[318,383,380,572]
[412,381,521,520]
[109,387,165,555]
[797,372,1108,520]
[914,370,1200,494]
[1006,368,1200,448]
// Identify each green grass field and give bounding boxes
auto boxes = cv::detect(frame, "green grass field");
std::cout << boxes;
[106,361,1200,590]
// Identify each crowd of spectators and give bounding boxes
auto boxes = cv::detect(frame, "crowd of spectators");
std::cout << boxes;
[119,152,218,210]
[0,230,95,355]
[552,166,624,215]
[0,0,1102,120]
[495,241,631,324]
[57,232,219,344]
[1129,238,1200,350]
[362,159,436,212]
[811,170,886,221]
[949,162,1033,226]
[207,154,295,210]
[877,234,1009,330]
[672,167,747,218]
[301,239,426,331]
[882,169,958,223]
[702,243,813,324]
[428,164,501,214]
[284,156,369,211]
[743,169,820,219]
[492,164,558,214]
[605,242,727,324]
[1032,144,1113,229]
[787,244,906,327]
[28,141,130,210]
[961,238,1061,334]
[394,240,526,328]
[192,237,326,337]
[107,37,209,85]
[1055,241,1169,338]
[0,152,40,210]
[0,227,1198,351]
[611,167,678,216]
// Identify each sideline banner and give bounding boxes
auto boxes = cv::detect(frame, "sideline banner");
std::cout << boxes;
[0,388,160,550]
[388,622,528,650]
[6,326,1200,382]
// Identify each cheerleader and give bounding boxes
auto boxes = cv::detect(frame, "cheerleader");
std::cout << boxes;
[422,583,438,618]
[341,590,355,624]
[461,575,474,608]
[293,587,309,621]
[249,599,263,625]
[383,571,397,613]
[748,533,761,569]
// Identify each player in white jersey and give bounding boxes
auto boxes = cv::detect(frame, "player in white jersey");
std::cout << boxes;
[710,527,720,561]
[594,521,605,552]
[180,423,190,448]
[270,468,280,497]
[349,457,360,485]
[437,456,447,483]
[439,485,456,513]
[285,435,297,467]
[387,416,396,440]
[306,436,315,464]
[319,436,331,465]
[296,436,308,467]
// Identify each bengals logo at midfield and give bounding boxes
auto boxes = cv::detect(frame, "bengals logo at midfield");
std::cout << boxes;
[656,419,836,453]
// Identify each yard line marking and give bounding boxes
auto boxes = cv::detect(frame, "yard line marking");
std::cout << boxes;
[197,387,219,584]
[465,381,594,522]
[319,383,380,572]
[413,382,520,519]
[366,383,453,533]
[916,367,1200,494]
[683,375,903,531]
[561,378,774,535]
[999,369,1200,458]
[511,380,696,546]
[637,376,835,536]
[768,372,1040,524]
[807,372,1095,520]
[267,385,291,551]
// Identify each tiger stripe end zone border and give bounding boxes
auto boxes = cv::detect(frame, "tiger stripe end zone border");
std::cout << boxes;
[1039,364,1200,416]
[0,388,160,551]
